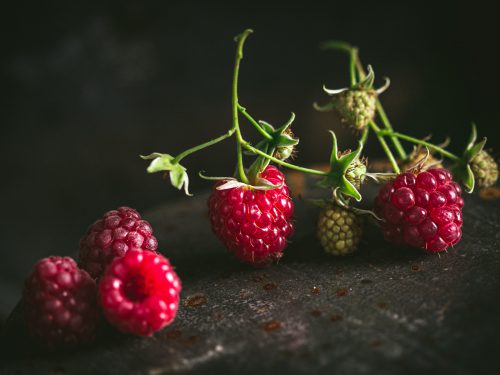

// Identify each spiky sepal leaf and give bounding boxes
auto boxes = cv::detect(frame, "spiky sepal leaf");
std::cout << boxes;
[317,131,365,201]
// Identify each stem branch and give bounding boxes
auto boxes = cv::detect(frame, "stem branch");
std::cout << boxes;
[173,129,235,163]
[377,130,461,162]
[369,121,400,173]
[237,105,273,140]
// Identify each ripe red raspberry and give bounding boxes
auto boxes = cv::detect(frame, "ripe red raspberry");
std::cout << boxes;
[79,207,158,278]
[23,256,99,350]
[208,165,294,266]
[374,168,463,252]
[99,250,181,336]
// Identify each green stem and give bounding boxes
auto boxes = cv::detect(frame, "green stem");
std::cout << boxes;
[354,57,407,159]
[360,127,369,147]
[377,130,461,162]
[242,141,328,176]
[173,129,235,163]
[349,47,358,86]
[231,29,253,184]
[369,121,400,173]
[237,105,273,140]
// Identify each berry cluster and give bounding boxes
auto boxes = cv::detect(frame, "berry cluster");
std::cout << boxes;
[19,207,181,350]
[142,29,497,261]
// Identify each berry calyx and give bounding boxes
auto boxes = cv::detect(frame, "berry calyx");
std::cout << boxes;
[99,250,181,336]
[79,207,158,278]
[375,168,463,252]
[317,203,363,256]
[401,146,443,171]
[208,165,294,266]
[471,150,498,188]
[23,256,99,350]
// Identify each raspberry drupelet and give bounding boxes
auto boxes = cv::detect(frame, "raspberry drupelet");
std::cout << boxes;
[208,165,294,266]
[79,207,158,278]
[375,168,463,252]
[23,256,99,350]
[99,250,181,336]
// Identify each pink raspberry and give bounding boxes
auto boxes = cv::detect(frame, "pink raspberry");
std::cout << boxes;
[375,168,463,252]
[79,207,158,278]
[99,250,181,336]
[23,256,99,350]
[208,165,294,266]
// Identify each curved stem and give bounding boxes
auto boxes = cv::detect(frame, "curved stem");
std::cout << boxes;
[375,101,407,159]
[231,29,253,184]
[369,121,400,173]
[173,129,235,163]
[237,104,273,140]
[377,130,461,162]
[241,141,328,176]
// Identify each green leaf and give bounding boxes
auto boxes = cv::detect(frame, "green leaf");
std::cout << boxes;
[340,177,362,202]
[463,164,475,193]
[465,137,487,162]
[329,130,339,164]
[338,141,363,167]
[277,134,299,147]
[465,123,478,152]
[140,153,192,195]
[140,153,175,173]
[258,120,275,135]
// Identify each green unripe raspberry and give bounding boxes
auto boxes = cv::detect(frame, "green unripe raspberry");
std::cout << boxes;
[273,128,297,161]
[317,204,363,256]
[471,150,498,188]
[344,156,367,190]
[334,89,376,131]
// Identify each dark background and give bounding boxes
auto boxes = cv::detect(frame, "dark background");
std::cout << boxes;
[0,1,498,314]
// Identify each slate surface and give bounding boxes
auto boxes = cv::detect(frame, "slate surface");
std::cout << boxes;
[1,188,500,375]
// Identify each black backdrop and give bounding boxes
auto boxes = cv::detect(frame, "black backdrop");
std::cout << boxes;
[0,1,498,312]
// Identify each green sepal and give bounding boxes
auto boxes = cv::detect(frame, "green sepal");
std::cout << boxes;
[464,137,487,162]
[141,153,192,196]
[451,162,475,193]
[317,130,364,201]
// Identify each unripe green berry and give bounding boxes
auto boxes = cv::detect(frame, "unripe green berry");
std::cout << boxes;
[317,204,363,256]
[334,89,376,131]
[471,150,498,188]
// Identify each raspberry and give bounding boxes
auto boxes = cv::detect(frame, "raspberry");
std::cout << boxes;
[208,165,294,266]
[23,256,99,350]
[471,150,498,188]
[79,207,158,278]
[375,168,463,252]
[99,250,181,336]
[317,203,362,256]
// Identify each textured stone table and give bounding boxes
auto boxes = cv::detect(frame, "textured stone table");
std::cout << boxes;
[1,186,500,375]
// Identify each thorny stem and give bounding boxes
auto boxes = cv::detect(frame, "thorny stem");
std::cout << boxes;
[237,105,273,141]
[377,130,461,162]
[173,129,235,163]
[232,29,253,184]
[369,121,400,173]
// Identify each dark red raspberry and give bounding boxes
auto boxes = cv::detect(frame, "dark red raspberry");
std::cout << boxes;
[79,207,158,278]
[23,256,99,350]
[375,168,463,252]
[99,250,181,336]
[208,165,294,266]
